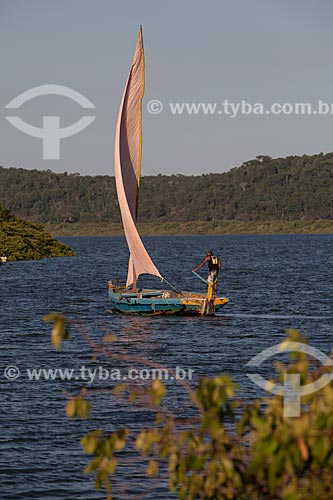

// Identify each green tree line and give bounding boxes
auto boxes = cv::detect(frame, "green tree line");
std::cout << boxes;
[0,152,332,225]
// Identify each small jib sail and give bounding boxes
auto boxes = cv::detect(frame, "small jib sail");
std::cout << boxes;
[114,27,162,287]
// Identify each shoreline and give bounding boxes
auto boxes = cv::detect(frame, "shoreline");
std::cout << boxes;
[45,220,333,237]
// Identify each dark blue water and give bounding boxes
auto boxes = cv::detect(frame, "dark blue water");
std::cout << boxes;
[1,235,332,499]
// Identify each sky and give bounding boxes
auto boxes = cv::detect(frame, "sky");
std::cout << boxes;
[0,0,332,176]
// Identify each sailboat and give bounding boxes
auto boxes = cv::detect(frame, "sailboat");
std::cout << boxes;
[108,27,229,315]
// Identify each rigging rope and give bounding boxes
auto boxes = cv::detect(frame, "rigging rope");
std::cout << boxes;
[161,276,184,296]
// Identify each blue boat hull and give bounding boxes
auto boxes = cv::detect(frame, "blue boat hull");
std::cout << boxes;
[108,286,229,316]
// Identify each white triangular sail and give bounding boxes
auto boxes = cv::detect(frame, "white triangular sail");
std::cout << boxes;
[114,27,162,287]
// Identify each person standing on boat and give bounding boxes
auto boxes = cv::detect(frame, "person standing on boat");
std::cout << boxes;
[192,250,221,295]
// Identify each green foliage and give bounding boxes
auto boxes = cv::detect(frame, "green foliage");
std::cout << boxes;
[43,313,71,350]
[81,429,128,497]
[238,331,333,500]
[0,152,332,229]
[66,393,91,419]
[48,323,333,499]
[0,203,75,261]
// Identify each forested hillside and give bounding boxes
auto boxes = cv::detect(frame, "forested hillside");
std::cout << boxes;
[0,204,75,261]
[0,153,332,226]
